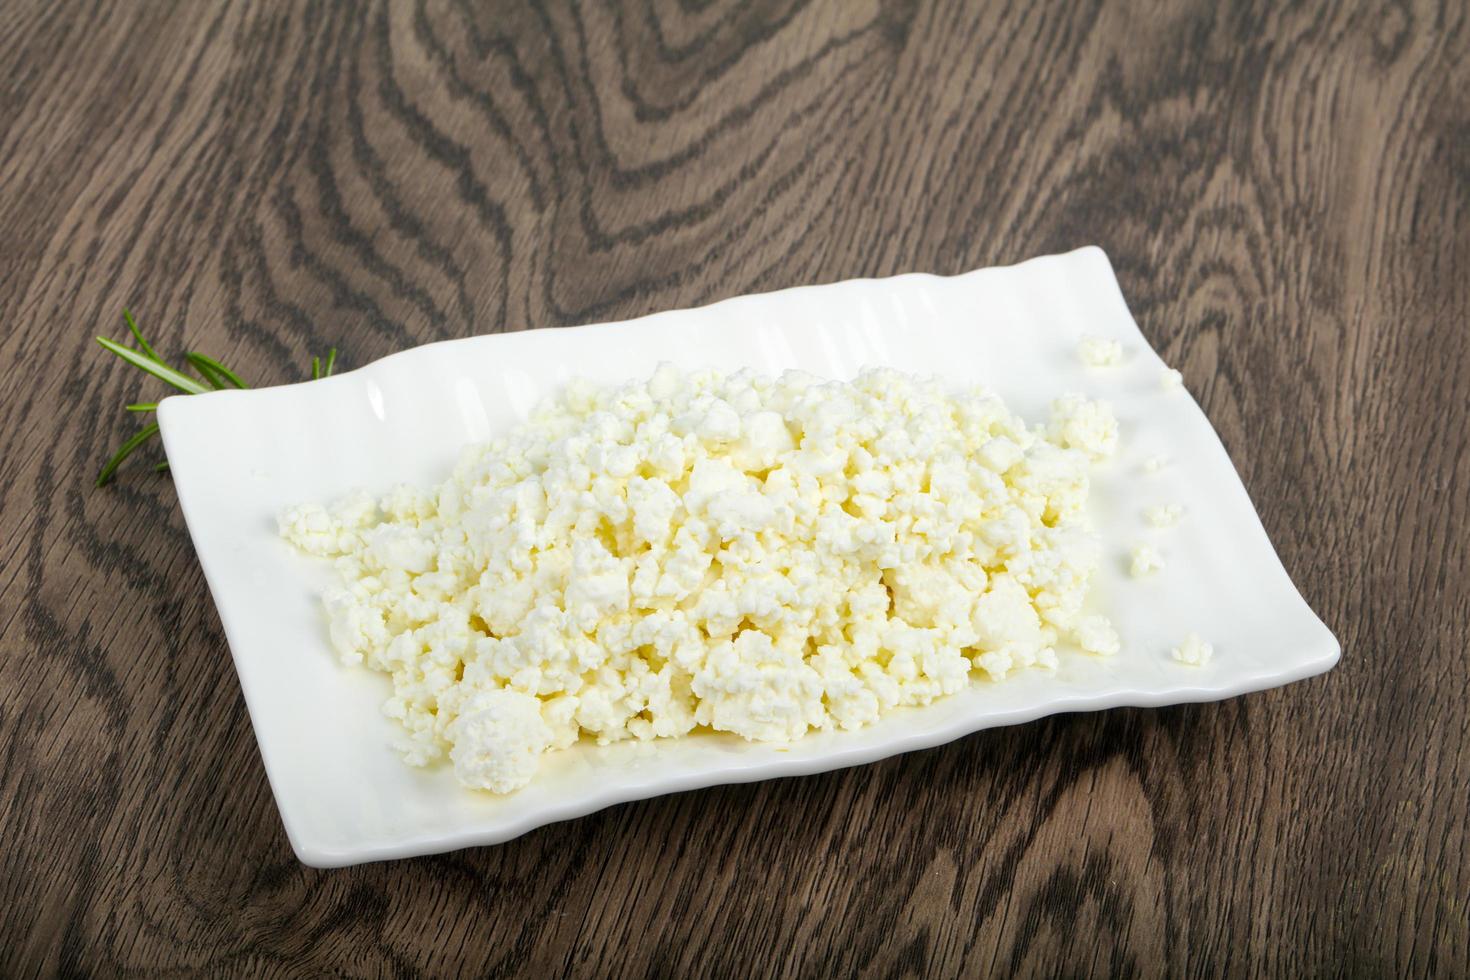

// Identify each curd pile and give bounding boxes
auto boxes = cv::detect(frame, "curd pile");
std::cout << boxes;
[281,365,1121,793]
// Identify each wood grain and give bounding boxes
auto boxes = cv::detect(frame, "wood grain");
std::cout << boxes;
[2,0,1467,975]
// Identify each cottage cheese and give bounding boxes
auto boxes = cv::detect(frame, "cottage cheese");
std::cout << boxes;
[1171,632,1214,666]
[1144,503,1184,528]
[281,366,1119,793]
[1077,336,1123,368]
[1076,614,1121,657]
[1130,542,1165,577]
[1160,367,1184,390]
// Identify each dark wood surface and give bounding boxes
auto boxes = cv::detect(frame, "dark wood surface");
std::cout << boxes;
[2,1,1467,975]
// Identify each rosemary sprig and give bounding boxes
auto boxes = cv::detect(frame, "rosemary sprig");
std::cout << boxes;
[123,310,160,362]
[184,352,247,390]
[96,310,339,486]
[96,422,161,488]
[96,337,208,395]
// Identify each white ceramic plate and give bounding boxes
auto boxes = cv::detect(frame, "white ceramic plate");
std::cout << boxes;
[158,247,1339,867]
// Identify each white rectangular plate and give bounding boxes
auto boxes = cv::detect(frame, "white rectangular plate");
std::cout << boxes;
[159,247,1339,867]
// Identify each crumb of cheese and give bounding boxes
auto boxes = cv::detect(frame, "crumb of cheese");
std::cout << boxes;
[1129,542,1165,577]
[1144,503,1184,528]
[1171,632,1213,666]
[281,366,1120,793]
[1047,393,1119,461]
[448,689,553,793]
[1077,336,1123,368]
[1142,454,1168,474]
[1160,367,1184,390]
[1076,614,1120,657]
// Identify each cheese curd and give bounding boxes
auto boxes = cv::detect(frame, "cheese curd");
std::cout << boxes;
[1144,503,1184,528]
[1171,632,1214,666]
[1077,336,1123,368]
[281,366,1119,793]
[1130,542,1165,577]
[1076,614,1121,657]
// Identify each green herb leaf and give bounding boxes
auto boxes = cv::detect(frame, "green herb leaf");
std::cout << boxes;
[185,352,248,389]
[97,337,209,395]
[324,348,337,377]
[188,361,224,389]
[125,402,158,412]
[123,309,162,364]
[96,422,161,487]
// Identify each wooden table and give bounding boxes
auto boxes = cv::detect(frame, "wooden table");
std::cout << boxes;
[3,2,1466,975]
